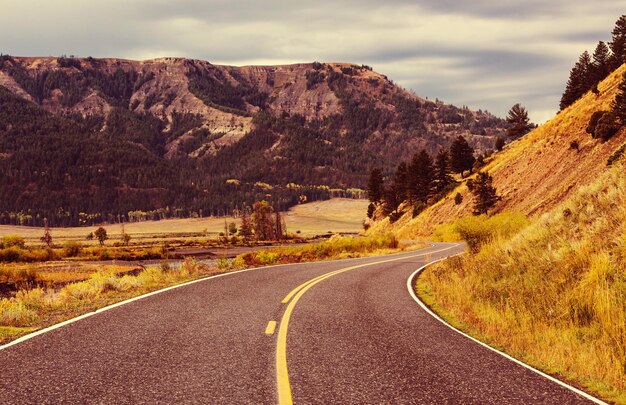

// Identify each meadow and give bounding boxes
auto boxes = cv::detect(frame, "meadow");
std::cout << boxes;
[0,198,375,344]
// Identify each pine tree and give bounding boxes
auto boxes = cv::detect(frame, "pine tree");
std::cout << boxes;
[383,163,408,217]
[611,70,626,125]
[495,137,505,151]
[367,168,384,203]
[560,51,594,110]
[434,148,453,193]
[394,162,410,202]
[592,41,612,84]
[467,172,500,215]
[450,136,475,177]
[610,15,626,69]
[366,202,375,219]
[408,150,434,203]
[274,211,283,240]
[239,209,253,241]
[505,103,533,138]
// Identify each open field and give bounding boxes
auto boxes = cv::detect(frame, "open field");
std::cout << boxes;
[0,198,369,243]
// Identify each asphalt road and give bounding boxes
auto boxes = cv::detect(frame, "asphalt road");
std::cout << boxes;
[0,242,600,404]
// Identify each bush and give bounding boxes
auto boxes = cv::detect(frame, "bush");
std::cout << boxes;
[63,241,83,257]
[454,212,530,252]
[0,247,25,262]
[592,111,620,140]
[607,143,626,165]
[1,235,25,249]
[412,202,426,218]
[586,110,607,135]
[454,192,463,205]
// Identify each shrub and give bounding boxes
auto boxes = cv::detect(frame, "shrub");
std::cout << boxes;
[412,202,426,218]
[586,110,607,135]
[592,111,620,140]
[63,241,83,257]
[0,247,25,262]
[607,143,626,165]
[0,299,39,326]
[1,235,25,249]
[570,140,579,151]
[454,212,530,252]
[454,192,463,205]
[495,137,505,151]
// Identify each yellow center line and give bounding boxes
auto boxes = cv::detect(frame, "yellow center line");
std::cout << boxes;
[265,320,277,335]
[275,245,459,405]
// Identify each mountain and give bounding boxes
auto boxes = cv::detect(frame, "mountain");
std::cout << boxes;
[374,63,626,238]
[0,55,508,226]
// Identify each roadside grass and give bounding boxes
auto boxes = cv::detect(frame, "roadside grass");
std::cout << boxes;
[0,232,410,345]
[227,234,405,268]
[0,258,223,344]
[417,163,626,404]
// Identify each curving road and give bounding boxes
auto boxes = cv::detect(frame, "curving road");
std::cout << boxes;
[0,243,600,404]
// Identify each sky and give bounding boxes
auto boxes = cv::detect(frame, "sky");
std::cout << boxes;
[1,1,624,123]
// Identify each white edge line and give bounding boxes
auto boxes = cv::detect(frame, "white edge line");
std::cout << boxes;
[0,241,441,351]
[407,251,608,405]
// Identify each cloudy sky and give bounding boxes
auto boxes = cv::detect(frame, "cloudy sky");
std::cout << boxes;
[1,1,624,122]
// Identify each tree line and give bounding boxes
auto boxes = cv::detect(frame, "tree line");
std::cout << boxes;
[560,15,626,110]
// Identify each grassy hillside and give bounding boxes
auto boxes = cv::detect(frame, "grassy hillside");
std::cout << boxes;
[417,160,626,403]
[371,64,626,239]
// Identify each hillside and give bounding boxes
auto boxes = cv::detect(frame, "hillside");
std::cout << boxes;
[0,55,508,226]
[372,64,626,238]
[418,160,626,403]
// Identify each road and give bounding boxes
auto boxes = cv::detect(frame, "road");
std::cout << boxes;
[0,242,599,404]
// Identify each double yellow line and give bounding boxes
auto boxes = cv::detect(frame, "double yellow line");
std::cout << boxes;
[273,245,457,404]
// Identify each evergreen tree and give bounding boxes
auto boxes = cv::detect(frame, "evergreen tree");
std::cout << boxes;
[394,162,410,202]
[611,70,626,125]
[274,211,284,240]
[592,41,612,84]
[467,172,500,215]
[434,148,453,193]
[366,202,375,219]
[383,163,408,217]
[495,137,505,151]
[450,136,475,177]
[505,103,533,138]
[610,15,626,69]
[367,168,384,203]
[408,150,434,203]
[560,51,594,110]
[239,209,253,241]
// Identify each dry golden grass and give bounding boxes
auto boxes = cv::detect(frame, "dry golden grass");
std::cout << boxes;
[0,198,368,243]
[0,258,222,343]
[229,233,407,268]
[371,65,626,240]
[417,162,626,403]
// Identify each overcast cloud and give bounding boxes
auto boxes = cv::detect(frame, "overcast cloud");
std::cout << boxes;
[1,0,624,122]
